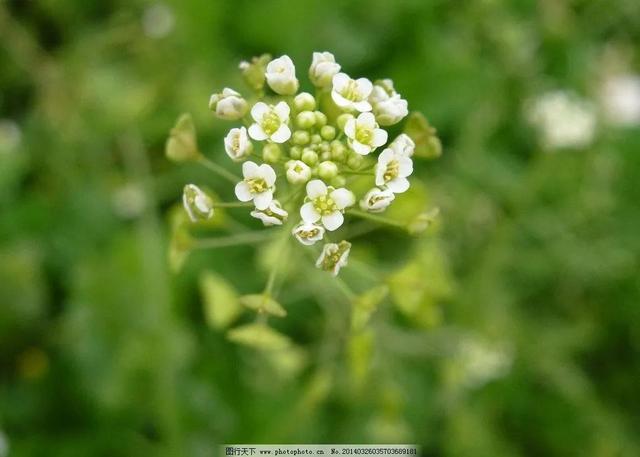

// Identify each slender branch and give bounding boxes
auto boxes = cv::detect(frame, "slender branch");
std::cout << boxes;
[212,201,253,208]
[193,230,276,249]
[347,209,405,229]
[198,157,241,184]
[342,170,373,176]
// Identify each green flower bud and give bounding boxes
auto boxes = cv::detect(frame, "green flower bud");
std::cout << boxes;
[337,113,354,130]
[314,111,328,128]
[330,141,347,162]
[330,175,346,187]
[166,113,200,162]
[292,130,310,145]
[293,92,316,112]
[262,143,282,163]
[347,152,364,169]
[319,142,330,153]
[318,160,339,180]
[290,146,302,159]
[407,207,440,235]
[311,134,322,144]
[296,111,316,129]
[320,125,336,141]
[320,151,331,161]
[301,148,319,166]
[239,54,271,92]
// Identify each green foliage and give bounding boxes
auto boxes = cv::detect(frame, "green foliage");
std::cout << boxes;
[1,0,640,455]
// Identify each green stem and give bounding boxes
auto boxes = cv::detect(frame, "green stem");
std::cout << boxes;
[193,230,276,249]
[212,201,253,208]
[347,209,405,229]
[198,156,240,184]
[342,170,373,176]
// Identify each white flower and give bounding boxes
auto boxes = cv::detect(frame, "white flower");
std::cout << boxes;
[209,88,248,120]
[248,102,291,143]
[331,73,373,112]
[250,200,288,226]
[375,147,413,193]
[359,187,395,213]
[309,51,341,88]
[300,180,355,231]
[183,184,214,222]
[526,90,596,150]
[265,55,299,95]
[292,222,325,246]
[344,112,388,155]
[224,127,253,162]
[601,74,640,126]
[234,161,276,210]
[285,160,312,184]
[369,79,408,126]
[389,133,415,157]
[316,241,351,276]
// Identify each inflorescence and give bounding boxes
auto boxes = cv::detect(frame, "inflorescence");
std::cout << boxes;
[168,52,441,279]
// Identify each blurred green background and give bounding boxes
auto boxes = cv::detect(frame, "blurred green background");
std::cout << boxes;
[1,0,640,455]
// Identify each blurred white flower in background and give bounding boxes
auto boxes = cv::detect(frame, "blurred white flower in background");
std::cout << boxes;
[0,119,22,155]
[526,90,596,150]
[142,3,175,39]
[454,337,513,389]
[600,74,640,127]
[0,429,8,457]
[112,183,147,219]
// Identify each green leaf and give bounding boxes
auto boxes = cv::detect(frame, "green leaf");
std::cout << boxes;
[199,271,242,330]
[352,285,388,331]
[227,323,291,351]
[239,294,287,317]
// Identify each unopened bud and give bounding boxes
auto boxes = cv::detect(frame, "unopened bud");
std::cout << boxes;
[293,92,316,112]
[182,184,214,222]
[262,143,282,163]
[166,113,199,162]
[296,111,316,129]
[318,161,338,180]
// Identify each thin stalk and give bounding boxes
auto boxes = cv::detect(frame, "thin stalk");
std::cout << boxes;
[211,201,253,208]
[193,230,276,249]
[198,156,240,184]
[347,209,406,229]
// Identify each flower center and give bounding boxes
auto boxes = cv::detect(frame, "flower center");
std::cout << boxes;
[246,177,268,194]
[355,126,372,144]
[231,134,241,152]
[313,195,337,215]
[383,160,399,182]
[300,228,319,238]
[342,80,362,102]
[262,110,281,135]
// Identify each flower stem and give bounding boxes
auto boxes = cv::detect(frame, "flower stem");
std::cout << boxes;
[193,230,277,249]
[347,209,405,229]
[212,201,253,208]
[198,156,241,184]
[263,225,292,296]
[342,170,373,176]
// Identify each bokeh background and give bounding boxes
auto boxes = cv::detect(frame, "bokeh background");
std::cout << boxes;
[1,0,640,455]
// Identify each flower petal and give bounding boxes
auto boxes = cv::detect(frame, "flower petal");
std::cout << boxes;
[378,148,394,164]
[332,72,350,91]
[300,202,321,223]
[270,124,291,143]
[398,157,413,177]
[248,123,268,141]
[387,177,410,193]
[331,91,352,108]
[274,101,290,121]
[353,100,372,112]
[372,128,388,147]
[330,188,355,209]
[234,181,252,201]
[356,78,373,97]
[253,190,273,210]
[306,179,328,199]
[258,164,277,186]
[351,140,371,156]
[250,102,269,122]
[242,161,260,179]
[322,211,344,231]
[358,112,376,128]
[344,118,356,138]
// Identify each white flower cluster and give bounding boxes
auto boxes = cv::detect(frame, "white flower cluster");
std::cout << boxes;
[185,52,418,276]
